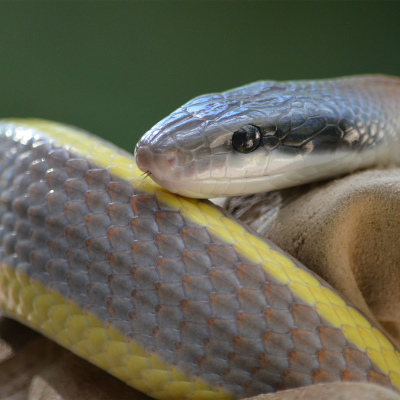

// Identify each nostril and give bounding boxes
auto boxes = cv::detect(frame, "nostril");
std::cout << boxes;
[167,154,179,169]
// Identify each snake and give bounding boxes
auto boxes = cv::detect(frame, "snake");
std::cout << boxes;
[0,75,399,400]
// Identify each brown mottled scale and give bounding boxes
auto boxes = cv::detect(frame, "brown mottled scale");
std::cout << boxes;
[0,115,399,399]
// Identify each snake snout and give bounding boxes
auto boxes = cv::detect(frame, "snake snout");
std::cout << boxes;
[135,140,185,188]
[136,127,183,172]
[134,143,152,173]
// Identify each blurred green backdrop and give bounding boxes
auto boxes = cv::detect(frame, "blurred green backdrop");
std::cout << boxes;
[0,1,399,154]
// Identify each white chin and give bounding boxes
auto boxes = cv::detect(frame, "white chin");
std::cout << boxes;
[150,148,385,199]
[149,174,295,199]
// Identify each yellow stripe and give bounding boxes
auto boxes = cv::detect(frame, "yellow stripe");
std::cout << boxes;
[4,119,400,392]
[0,263,232,400]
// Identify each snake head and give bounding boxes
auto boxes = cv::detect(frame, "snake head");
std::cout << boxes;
[136,76,393,198]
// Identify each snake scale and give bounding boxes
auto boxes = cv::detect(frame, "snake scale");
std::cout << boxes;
[0,75,400,399]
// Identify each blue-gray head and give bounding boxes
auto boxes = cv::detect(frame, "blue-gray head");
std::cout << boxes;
[135,76,396,198]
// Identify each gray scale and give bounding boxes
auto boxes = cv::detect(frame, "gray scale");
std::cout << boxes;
[0,124,396,398]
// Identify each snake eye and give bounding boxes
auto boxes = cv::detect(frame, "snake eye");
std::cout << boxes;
[232,125,261,153]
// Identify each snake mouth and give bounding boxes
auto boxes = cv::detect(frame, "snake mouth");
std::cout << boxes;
[143,148,379,199]
[145,173,290,199]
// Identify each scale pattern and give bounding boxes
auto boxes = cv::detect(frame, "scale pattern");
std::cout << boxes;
[0,120,400,399]
[136,75,400,198]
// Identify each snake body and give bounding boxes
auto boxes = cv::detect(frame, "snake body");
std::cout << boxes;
[0,75,400,399]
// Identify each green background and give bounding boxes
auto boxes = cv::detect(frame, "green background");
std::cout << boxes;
[0,1,399,154]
